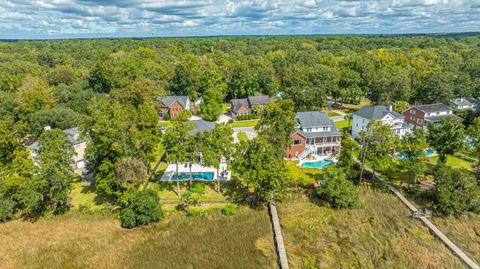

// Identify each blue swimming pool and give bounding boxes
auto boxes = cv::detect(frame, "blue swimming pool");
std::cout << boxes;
[396,149,436,159]
[301,158,334,169]
[171,172,215,181]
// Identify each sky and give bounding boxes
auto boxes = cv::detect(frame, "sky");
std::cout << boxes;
[0,0,479,39]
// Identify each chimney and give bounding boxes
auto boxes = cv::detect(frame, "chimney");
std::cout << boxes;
[460,98,464,102]
[388,105,393,112]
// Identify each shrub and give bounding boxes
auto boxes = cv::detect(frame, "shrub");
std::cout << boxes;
[180,190,203,210]
[78,203,90,212]
[313,167,359,209]
[120,189,164,228]
[186,208,206,217]
[221,204,237,216]
[228,119,234,124]
[0,199,15,222]
[235,114,257,121]
[191,182,205,195]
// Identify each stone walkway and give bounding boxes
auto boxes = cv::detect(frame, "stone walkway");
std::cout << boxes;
[269,202,289,269]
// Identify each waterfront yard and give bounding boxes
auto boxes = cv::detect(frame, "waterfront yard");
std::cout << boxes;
[0,208,277,269]
[277,187,465,269]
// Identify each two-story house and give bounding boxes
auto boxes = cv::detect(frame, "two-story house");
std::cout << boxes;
[28,127,88,174]
[351,105,412,139]
[403,103,459,131]
[286,111,341,160]
[156,96,190,120]
[230,95,271,118]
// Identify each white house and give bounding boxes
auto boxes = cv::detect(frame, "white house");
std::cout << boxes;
[27,127,88,174]
[449,98,475,110]
[351,105,412,139]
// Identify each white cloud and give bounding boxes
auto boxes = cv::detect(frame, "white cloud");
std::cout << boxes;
[0,0,478,38]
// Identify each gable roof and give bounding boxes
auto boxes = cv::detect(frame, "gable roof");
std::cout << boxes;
[296,111,332,128]
[414,103,451,113]
[189,120,216,135]
[248,96,271,105]
[353,106,403,120]
[157,96,189,108]
[451,98,473,107]
[230,98,250,113]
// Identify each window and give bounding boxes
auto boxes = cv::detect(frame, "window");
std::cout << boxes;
[293,140,302,145]
[323,127,329,131]
[411,109,416,115]
[306,128,312,132]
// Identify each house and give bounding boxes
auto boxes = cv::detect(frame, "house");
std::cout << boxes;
[286,111,341,160]
[189,120,216,135]
[449,98,475,110]
[27,127,88,174]
[156,96,190,119]
[230,95,271,118]
[403,103,459,131]
[351,105,412,139]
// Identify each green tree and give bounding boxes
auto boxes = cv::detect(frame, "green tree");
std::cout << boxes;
[34,129,75,214]
[433,165,480,216]
[46,64,75,86]
[88,61,119,93]
[337,131,359,179]
[232,138,288,202]
[200,89,223,121]
[359,120,398,182]
[313,167,359,209]
[467,117,480,179]
[397,129,428,184]
[14,77,55,124]
[427,118,465,164]
[163,112,193,196]
[120,189,163,228]
[393,101,410,113]
[255,99,296,156]
[29,107,82,138]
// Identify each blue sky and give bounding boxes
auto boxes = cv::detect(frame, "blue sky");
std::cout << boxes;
[1,0,479,39]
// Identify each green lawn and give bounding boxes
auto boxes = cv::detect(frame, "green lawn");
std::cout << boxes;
[285,160,323,185]
[229,119,259,128]
[334,120,351,130]
[278,188,465,268]
[237,132,248,142]
[321,110,341,117]
[428,155,474,170]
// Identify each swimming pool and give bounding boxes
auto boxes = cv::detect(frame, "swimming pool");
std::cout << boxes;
[301,158,334,169]
[171,172,215,181]
[396,149,436,159]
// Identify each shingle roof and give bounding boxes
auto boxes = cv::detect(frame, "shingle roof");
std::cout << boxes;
[424,114,461,123]
[230,98,250,114]
[451,98,474,107]
[189,120,216,135]
[157,96,189,108]
[296,111,332,128]
[353,106,403,120]
[248,96,271,105]
[414,103,451,113]
[64,127,86,144]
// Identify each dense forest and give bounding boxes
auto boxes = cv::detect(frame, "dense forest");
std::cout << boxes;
[1,34,480,218]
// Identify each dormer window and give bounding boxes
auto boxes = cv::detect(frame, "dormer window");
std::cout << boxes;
[306,128,312,132]
[322,127,329,132]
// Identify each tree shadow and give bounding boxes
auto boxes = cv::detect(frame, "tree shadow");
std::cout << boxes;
[222,179,263,209]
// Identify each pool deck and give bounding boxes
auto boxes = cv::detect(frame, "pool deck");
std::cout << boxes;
[298,155,337,167]
[160,162,231,181]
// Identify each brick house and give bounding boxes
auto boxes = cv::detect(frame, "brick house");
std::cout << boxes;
[403,103,459,131]
[156,96,190,119]
[286,111,341,160]
[230,96,271,118]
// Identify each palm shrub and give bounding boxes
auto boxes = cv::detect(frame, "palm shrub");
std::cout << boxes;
[120,189,164,228]
[312,167,359,209]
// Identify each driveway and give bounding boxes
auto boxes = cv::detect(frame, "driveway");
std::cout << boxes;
[233,127,257,143]
[217,113,233,124]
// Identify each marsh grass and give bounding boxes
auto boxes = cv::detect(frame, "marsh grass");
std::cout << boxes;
[277,187,465,268]
[0,208,277,269]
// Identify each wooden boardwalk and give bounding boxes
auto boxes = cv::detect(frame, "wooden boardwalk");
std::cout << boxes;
[269,202,289,269]
[356,159,479,269]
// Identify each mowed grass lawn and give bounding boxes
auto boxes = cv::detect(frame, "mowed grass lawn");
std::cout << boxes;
[334,120,351,131]
[229,119,259,128]
[285,160,323,184]
[428,155,474,170]
[277,187,465,269]
[0,208,277,269]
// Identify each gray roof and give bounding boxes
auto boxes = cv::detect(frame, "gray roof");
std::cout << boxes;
[230,95,271,113]
[189,120,216,135]
[27,127,86,151]
[230,98,250,113]
[248,96,271,105]
[414,103,451,113]
[296,128,341,138]
[296,111,333,128]
[424,114,461,123]
[451,98,474,107]
[353,106,403,120]
[157,96,189,108]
